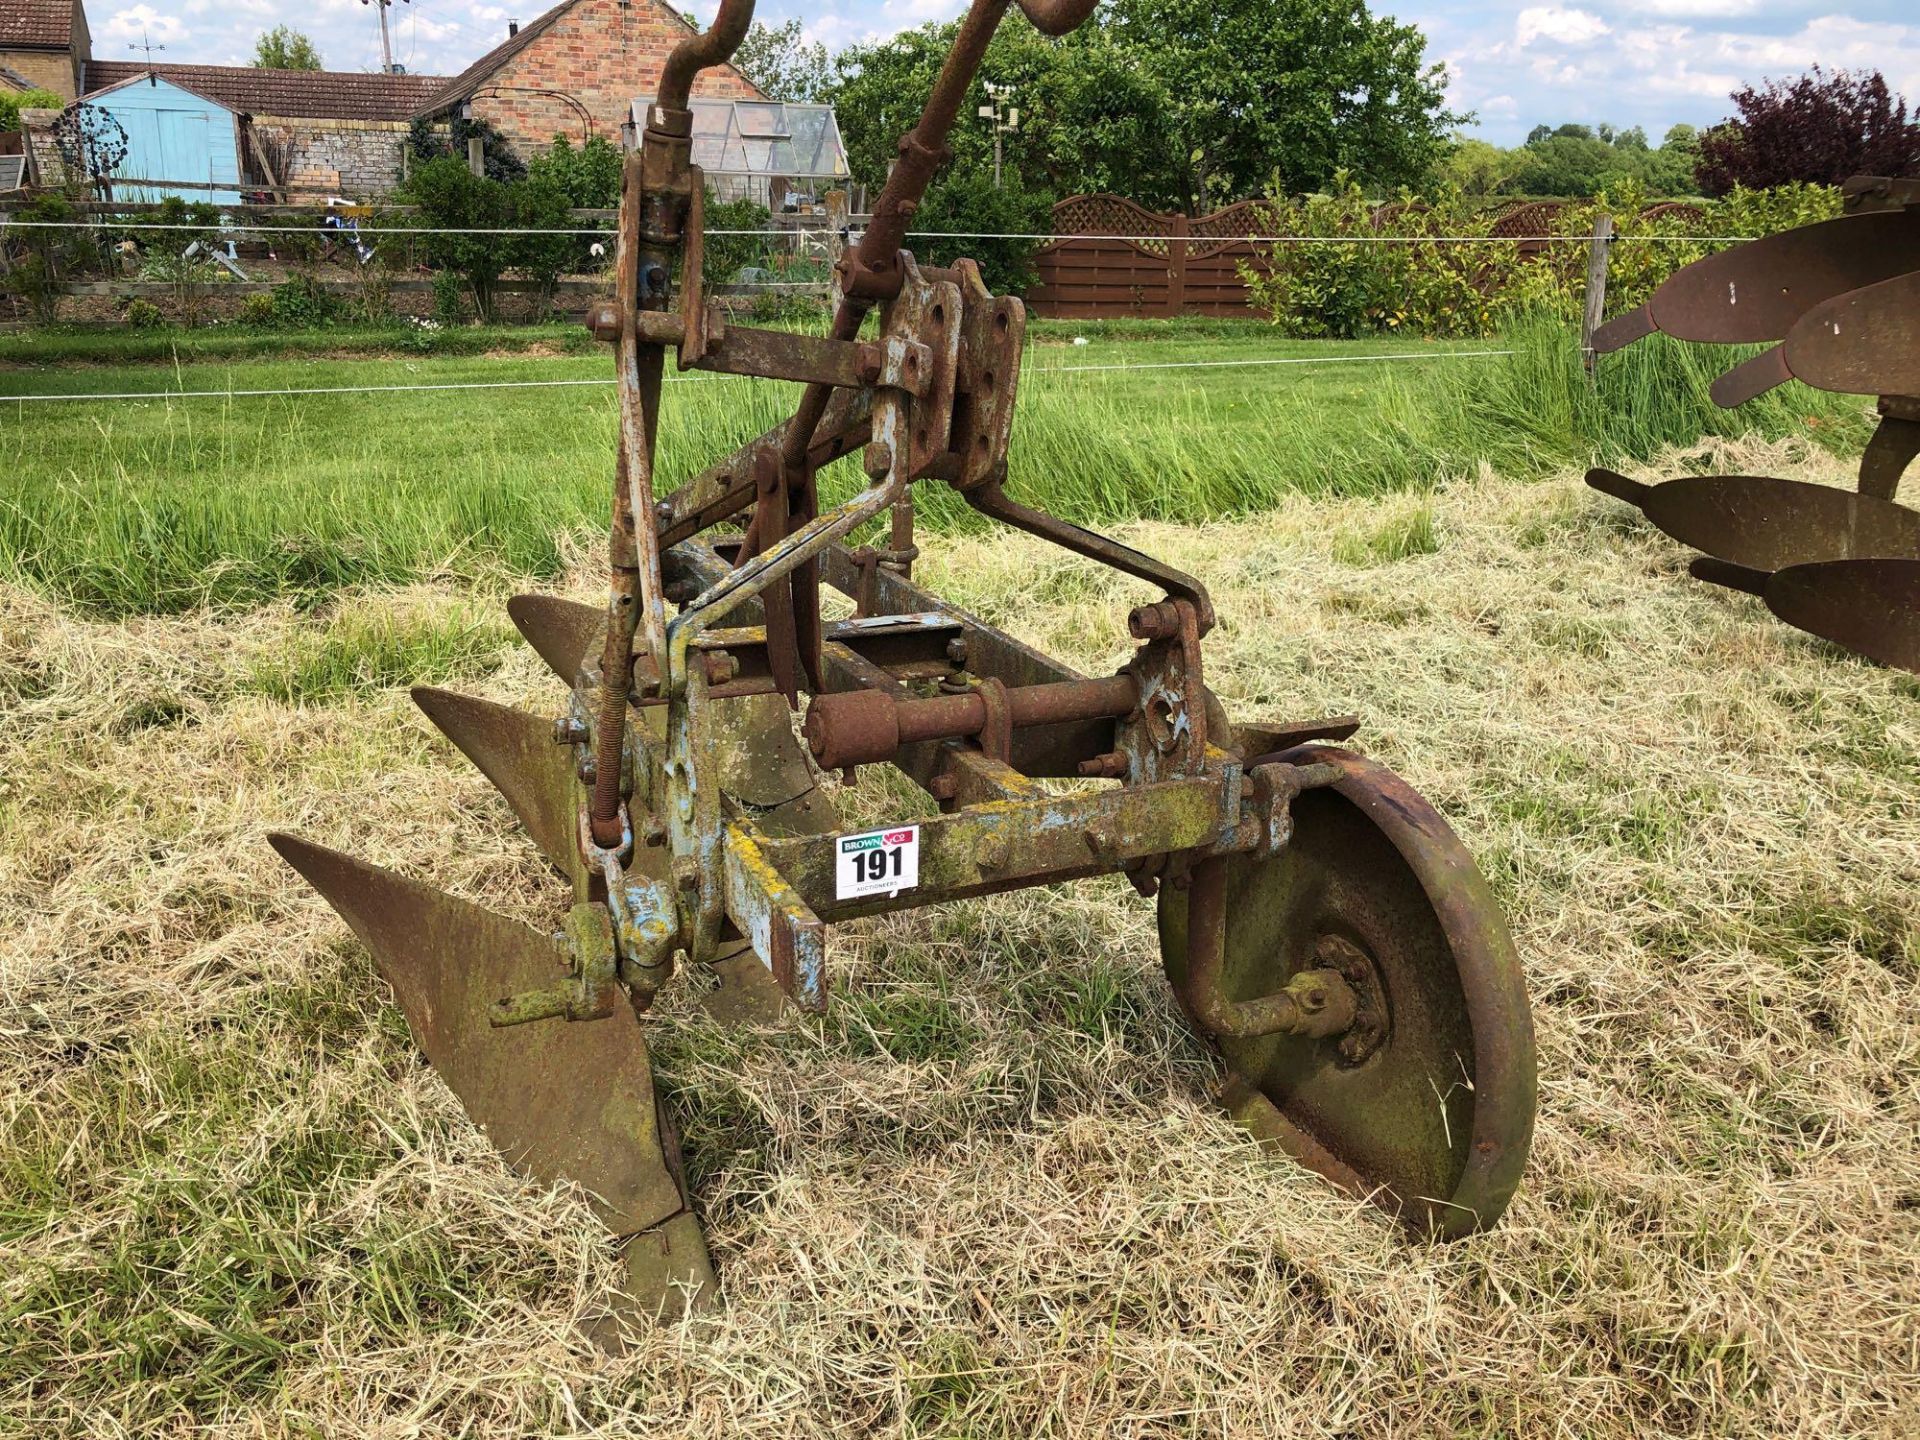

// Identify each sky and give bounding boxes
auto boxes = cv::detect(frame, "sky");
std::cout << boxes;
[87,0,1920,147]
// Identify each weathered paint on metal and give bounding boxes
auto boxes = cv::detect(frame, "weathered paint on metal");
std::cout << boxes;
[266,835,690,1237]
[1157,746,1536,1238]
[1586,469,1920,570]
[723,821,828,1009]
[758,774,1235,922]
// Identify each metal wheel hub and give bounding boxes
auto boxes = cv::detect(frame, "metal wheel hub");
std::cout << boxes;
[1159,746,1536,1238]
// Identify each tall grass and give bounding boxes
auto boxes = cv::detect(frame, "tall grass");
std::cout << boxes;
[0,319,1872,617]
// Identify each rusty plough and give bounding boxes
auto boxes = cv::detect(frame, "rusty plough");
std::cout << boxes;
[271,0,1536,1331]
[1588,176,1920,673]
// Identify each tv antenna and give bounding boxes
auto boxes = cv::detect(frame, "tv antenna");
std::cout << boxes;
[129,27,165,83]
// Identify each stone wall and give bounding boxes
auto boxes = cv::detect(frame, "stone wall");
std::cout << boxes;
[252,116,410,198]
[19,107,68,188]
[462,0,760,157]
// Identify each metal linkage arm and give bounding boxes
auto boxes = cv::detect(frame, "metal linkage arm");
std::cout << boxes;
[964,482,1217,632]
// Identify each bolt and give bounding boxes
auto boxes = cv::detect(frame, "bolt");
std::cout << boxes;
[552,715,588,746]
[1129,601,1182,641]
[702,651,739,686]
[577,757,597,784]
[1078,750,1129,779]
[976,829,1010,873]
[863,441,893,480]
[928,774,957,802]
[945,635,969,666]
[585,302,622,342]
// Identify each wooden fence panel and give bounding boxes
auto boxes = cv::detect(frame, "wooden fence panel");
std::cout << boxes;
[1027,194,1265,319]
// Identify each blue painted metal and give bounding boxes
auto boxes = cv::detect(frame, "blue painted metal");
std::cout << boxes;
[91,75,242,204]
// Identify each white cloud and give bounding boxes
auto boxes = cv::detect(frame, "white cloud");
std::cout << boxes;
[1620,0,1759,15]
[98,5,191,44]
[1516,7,1612,47]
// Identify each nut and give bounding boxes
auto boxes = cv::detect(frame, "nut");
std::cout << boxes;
[585,302,622,342]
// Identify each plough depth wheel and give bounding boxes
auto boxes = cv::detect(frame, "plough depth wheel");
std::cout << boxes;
[1158,747,1536,1237]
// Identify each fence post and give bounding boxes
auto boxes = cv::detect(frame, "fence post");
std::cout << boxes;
[1581,212,1614,380]
[1165,212,1189,318]
[467,136,486,178]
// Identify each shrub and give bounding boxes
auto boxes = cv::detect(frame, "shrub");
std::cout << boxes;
[531,133,622,208]
[269,274,340,327]
[122,298,164,329]
[0,87,63,132]
[405,114,525,184]
[907,172,1054,295]
[750,290,828,327]
[1240,175,1845,339]
[238,293,277,326]
[705,193,773,284]
[3,192,88,323]
[400,155,576,321]
[431,267,466,327]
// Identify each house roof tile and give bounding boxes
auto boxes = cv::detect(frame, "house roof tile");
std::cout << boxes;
[0,0,73,50]
[81,62,448,121]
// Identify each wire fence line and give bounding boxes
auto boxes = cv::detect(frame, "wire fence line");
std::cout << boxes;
[0,346,1518,405]
[0,218,1752,245]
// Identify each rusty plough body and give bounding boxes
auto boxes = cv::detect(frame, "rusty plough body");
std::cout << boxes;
[272,0,1536,1329]
[1588,176,1920,672]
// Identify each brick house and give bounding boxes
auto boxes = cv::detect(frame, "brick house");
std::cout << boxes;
[416,0,763,156]
[0,0,89,99]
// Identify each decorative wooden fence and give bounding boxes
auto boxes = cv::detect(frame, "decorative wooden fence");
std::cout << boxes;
[1027,195,1268,319]
[1028,193,1715,319]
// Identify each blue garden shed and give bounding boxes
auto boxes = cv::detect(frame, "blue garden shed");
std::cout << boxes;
[86,71,242,204]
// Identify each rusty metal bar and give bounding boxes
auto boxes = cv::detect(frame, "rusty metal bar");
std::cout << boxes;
[754,773,1236,923]
[656,392,873,548]
[1180,855,1359,1040]
[803,674,1138,769]
[658,0,757,111]
[964,482,1216,632]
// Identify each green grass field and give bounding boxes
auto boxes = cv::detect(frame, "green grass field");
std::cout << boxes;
[2,314,1913,1435]
[0,316,1872,617]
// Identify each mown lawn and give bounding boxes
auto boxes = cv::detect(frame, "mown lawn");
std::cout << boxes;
[1,436,1914,1435]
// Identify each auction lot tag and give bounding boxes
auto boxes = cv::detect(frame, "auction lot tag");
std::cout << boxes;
[836,825,920,900]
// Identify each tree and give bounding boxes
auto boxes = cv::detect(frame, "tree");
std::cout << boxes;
[252,25,323,70]
[1490,118,1703,197]
[829,0,1459,215]
[734,19,830,103]
[1104,0,1460,210]
[1695,67,1919,196]
[1439,136,1518,195]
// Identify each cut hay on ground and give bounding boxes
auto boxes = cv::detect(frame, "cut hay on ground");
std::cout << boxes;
[2,436,1916,1436]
